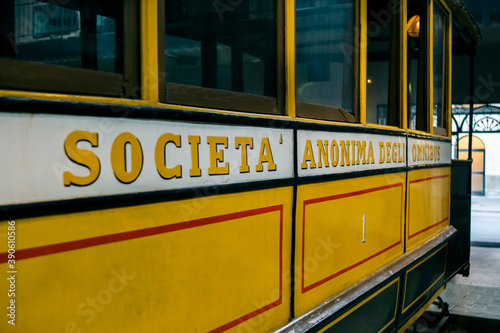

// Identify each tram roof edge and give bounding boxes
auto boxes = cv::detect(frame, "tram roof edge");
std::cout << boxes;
[445,0,482,46]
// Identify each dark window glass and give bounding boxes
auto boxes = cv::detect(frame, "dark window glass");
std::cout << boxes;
[407,0,427,131]
[296,0,355,120]
[1,0,121,73]
[164,1,277,98]
[433,2,446,129]
[366,0,398,126]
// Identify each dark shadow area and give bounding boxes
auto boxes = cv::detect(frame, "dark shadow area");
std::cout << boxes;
[441,314,500,333]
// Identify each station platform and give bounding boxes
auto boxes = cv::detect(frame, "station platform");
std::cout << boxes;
[438,247,500,319]
[431,195,500,317]
[470,195,500,246]
[418,194,500,332]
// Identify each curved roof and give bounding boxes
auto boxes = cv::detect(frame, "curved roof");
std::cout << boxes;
[445,0,482,45]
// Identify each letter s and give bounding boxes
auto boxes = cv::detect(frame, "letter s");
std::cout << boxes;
[63,131,100,186]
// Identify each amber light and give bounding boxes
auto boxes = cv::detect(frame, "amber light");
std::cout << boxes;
[408,15,420,38]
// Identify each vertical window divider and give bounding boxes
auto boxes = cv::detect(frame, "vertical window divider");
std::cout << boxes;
[277,1,285,116]
[141,0,159,103]
[158,0,166,103]
[359,0,367,125]
[401,0,408,129]
[286,0,296,118]
[123,0,141,98]
[428,0,434,134]
[447,11,452,137]
[437,0,453,137]
[81,3,98,71]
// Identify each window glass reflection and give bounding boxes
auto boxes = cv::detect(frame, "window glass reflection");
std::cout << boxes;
[366,0,396,126]
[1,0,120,73]
[165,1,276,98]
[433,3,446,128]
[296,0,354,115]
[407,0,426,130]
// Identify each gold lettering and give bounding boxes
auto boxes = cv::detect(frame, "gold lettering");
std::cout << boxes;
[379,142,385,164]
[301,140,316,169]
[356,141,366,164]
[340,140,350,166]
[397,143,403,163]
[188,135,201,177]
[155,133,181,179]
[386,142,392,163]
[417,144,423,161]
[111,132,144,183]
[331,140,339,167]
[207,136,229,175]
[63,131,100,186]
[235,137,253,173]
[392,143,397,163]
[351,140,356,165]
[317,140,329,168]
[367,141,375,164]
[256,138,277,172]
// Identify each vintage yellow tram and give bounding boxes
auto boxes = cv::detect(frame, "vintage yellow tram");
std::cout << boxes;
[0,0,480,332]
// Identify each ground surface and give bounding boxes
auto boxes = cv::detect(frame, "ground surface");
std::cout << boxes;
[410,195,500,332]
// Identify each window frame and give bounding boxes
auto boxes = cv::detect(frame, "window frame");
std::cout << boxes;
[158,0,285,116]
[430,0,452,137]
[0,0,140,98]
[404,0,451,136]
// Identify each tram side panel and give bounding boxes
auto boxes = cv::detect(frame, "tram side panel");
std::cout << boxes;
[0,112,294,333]
[1,189,294,333]
[397,137,452,330]
[293,131,453,333]
[405,138,451,251]
[406,167,451,251]
[295,130,406,316]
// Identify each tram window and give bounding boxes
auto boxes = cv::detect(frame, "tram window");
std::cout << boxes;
[432,1,448,134]
[366,0,399,127]
[0,0,139,97]
[295,0,355,122]
[163,0,279,114]
[407,0,428,131]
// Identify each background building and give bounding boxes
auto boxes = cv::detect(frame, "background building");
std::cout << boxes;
[453,0,500,195]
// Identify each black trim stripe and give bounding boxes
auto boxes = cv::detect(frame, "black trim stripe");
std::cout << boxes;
[0,97,294,129]
[408,163,452,171]
[0,97,426,137]
[290,128,299,320]
[297,167,407,185]
[406,132,451,142]
[0,178,294,220]
[293,121,407,136]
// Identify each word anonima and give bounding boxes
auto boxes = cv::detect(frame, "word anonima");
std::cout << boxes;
[63,131,278,186]
[301,140,406,169]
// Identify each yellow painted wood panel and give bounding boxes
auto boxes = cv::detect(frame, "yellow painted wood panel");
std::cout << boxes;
[0,188,293,333]
[295,173,405,315]
[406,167,450,250]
